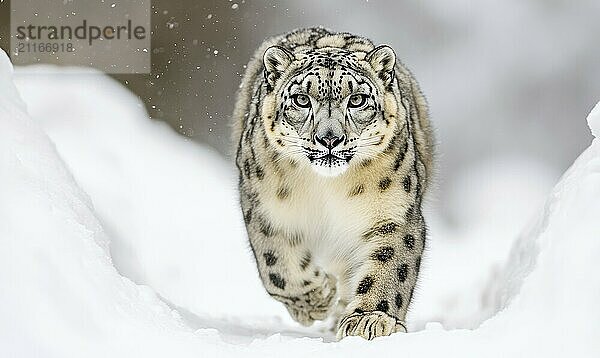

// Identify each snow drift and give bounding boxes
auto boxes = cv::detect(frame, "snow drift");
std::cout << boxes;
[1,48,599,357]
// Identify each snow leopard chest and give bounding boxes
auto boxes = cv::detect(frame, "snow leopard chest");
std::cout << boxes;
[257,170,375,274]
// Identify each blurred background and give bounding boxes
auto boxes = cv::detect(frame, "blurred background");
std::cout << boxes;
[1,0,598,227]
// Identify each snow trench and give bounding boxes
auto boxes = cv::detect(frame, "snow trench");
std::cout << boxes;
[1,49,599,357]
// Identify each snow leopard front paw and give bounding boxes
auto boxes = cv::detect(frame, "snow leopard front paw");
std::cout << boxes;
[279,274,337,326]
[336,310,405,340]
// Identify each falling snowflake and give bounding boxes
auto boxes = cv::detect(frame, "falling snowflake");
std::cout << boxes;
[166,17,179,29]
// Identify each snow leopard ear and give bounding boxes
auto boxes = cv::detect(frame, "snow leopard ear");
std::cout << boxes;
[367,45,396,87]
[263,46,293,89]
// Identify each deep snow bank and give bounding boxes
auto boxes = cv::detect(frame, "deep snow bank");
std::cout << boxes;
[1,50,599,357]
[0,53,214,357]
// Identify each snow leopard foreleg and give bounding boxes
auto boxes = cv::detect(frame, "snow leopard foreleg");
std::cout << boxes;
[336,210,425,340]
[245,213,337,326]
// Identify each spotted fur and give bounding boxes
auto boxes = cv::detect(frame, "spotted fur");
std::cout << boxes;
[232,27,434,341]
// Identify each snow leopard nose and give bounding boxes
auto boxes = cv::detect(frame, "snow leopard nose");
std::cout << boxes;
[315,132,345,150]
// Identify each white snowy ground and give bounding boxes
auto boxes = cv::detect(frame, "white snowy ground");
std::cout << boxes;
[1,48,599,357]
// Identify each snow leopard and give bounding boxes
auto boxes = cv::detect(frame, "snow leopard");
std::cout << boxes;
[232,27,434,340]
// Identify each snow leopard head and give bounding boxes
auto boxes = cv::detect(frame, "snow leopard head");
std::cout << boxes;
[260,44,401,177]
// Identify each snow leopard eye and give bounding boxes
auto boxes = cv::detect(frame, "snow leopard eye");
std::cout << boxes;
[348,94,367,108]
[291,94,311,108]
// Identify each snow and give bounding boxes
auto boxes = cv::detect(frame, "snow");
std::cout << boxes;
[0,52,206,357]
[588,101,600,138]
[412,157,556,329]
[2,48,600,357]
